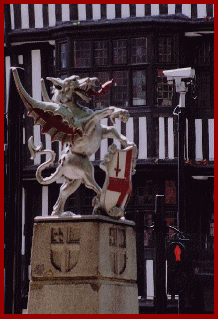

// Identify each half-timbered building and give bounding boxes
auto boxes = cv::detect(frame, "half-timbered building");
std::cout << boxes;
[4,4,214,313]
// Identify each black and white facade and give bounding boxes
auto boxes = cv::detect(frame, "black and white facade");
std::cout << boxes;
[4,4,214,314]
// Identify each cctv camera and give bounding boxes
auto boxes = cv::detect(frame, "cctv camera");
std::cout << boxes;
[163,67,195,93]
[163,67,195,79]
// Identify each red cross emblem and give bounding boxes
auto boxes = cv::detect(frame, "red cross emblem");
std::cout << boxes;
[100,145,135,218]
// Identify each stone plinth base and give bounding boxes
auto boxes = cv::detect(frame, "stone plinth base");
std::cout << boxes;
[27,215,139,314]
[28,279,138,314]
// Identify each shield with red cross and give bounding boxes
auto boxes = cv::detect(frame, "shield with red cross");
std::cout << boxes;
[100,145,135,218]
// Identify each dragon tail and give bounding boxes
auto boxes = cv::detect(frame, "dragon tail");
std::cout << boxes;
[28,136,63,185]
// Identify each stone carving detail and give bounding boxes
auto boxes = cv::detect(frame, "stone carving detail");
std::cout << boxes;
[51,227,64,243]
[50,226,80,272]
[32,264,44,276]
[109,227,126,275]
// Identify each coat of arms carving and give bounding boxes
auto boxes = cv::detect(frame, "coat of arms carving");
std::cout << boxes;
[99,144,136,218]
[109,227,126,275]
[50,226,80,272]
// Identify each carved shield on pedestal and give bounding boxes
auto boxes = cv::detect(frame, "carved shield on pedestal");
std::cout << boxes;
[50,226,80,273]
[109,227,126,275]
[100,145,135,217]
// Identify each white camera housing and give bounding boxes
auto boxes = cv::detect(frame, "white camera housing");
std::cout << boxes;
[163,67,195,93]
[163,67,195,107]
[163,67,195,81]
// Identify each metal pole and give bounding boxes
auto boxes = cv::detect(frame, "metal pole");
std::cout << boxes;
[177,105,186,233]
[176,93,187,313]
[154,195,167,314]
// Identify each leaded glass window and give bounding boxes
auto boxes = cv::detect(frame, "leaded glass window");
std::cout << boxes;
[112,70,128,107]
[94,41,108,66]
[57,34,180,108]
[74,41,91,68]
[132,70,146,106]
[157,70,173,106]
[113,39,127,64]
[131,37,147,64]
[93,71,110,109]
[60,43,67,69]
[158,37,172,63]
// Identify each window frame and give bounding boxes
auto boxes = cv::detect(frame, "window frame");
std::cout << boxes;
[181,35,214,110]
[193,38,214,109]
[56,32,179,110]
[58,40,68,71]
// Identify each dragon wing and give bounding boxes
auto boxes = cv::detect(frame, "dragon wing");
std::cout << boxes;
[12,67,82,145]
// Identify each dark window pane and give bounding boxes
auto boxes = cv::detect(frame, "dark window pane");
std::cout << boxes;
[131,37,147,64]
[74,41,91,68]
[158,37,172,63]
[157,70,173,106]
[197,72,211,108]
[197,41,212,65]
[165,180,177,204]
[144,212,154,247]
[94,41,108,66]
[60,43,67,69]
[132,70,146,106]
[136,181,158,206]
[113,39,127,64]
[112,70,128,107]
[93,71,110,109]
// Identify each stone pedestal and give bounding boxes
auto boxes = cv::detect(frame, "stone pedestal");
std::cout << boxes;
[27,215,139,314]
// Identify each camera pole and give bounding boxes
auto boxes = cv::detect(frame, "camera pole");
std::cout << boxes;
[163,68,195,313]
[154,195,167,314]
[174,89,187,232]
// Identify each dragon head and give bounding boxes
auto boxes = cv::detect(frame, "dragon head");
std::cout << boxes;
[47,75,113,104]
